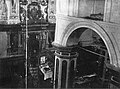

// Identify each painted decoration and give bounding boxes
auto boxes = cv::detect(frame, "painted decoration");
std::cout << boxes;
[7,0,20,24]
[0,0,8,23]
[0,0,21,24]
[27,2,42,22]
[20,0,48,24]
[48,0,56,23]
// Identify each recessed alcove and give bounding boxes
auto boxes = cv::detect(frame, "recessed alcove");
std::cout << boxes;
[66,27,110,88]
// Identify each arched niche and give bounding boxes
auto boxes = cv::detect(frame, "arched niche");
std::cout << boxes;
[60,21,118,67]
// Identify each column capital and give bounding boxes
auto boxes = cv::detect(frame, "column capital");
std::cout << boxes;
[52,43,78,59]
[52,42,78,52]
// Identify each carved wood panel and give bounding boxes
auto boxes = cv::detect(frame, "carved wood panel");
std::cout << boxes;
[20,0,48,24]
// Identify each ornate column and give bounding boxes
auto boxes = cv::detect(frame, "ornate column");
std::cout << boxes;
[53,43,78,89]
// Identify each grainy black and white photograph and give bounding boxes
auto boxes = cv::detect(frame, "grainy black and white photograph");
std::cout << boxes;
[0,0,120,88]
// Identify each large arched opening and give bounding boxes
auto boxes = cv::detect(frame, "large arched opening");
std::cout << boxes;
[53,20,120,88]
[66,27,110,88]
[61,21,118,67]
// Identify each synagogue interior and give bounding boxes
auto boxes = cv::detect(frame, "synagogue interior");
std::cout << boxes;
[0,0,120,88]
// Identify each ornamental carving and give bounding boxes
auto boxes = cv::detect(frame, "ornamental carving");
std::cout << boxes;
[27,2,41,21]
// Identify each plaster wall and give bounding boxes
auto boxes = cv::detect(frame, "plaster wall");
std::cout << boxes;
[57,0,105,17]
